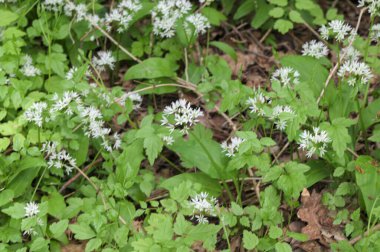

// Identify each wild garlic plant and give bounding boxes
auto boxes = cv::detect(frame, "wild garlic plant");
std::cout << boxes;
[1,0,379,251]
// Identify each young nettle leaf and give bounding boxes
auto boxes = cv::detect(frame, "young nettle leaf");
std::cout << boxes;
[243,230,259,250]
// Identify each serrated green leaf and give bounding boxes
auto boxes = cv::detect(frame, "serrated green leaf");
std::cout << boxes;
[49,219,69,238]
[0,9,18,27]
[69,224,96,240]
[143,135,163,165]
[243,230,259,249]
[85,238,102,252]
[274,19,294,34]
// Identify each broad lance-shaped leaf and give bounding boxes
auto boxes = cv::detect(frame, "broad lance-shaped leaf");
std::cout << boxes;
[168,125,232,179]
[355,156,380,216]
[124,57,177,80]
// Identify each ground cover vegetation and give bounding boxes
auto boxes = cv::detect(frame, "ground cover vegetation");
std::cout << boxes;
[0,0,379,251]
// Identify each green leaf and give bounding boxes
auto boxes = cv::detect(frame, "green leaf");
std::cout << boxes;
[277,162,310,199]
[49,219,69,239]
[233,0,256,20]
[143,135,163,165]
[7,158,44,197]
[287,231,308,241]
[361,98,380,130]
[269,7,285,18]
[69,224,96,240]
[0,9,19,27]
[243,230,259,249]
[251,0,271,29]
[295,0,316,10]
[145,214,173,242]
[30,237,49,252]
[124,58,176,80]
[269,226,283,239]
[169,125,230,179]
[85,238,102,252]
[269,0,288,6]
[281,55,329,98]
[201,7,226,26]
[260,137,276,146]
[289,10,304,23]
[274,19,294,34]
[231,202,244,216]
[48,192,66,219]
[159,172,222,196]
[355,156,380,215]
[275,242,292,252]
[321,118,355,158]
[0,189,14,207]
[12,133,25,151]
[2,202,25,219]
[210,41,237,62]
[0,137,10,152]
[369,128,380,142]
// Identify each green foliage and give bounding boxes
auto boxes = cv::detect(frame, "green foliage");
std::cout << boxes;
[0,0,378,251]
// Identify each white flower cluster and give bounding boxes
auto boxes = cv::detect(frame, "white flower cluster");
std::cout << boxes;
[49,91,81,118]
[370,23,380,42]
[152,0,210,38]
[319,20,354,42]
[21,55,41,77]
[299,127,331,158]
[185,13,211,35]
[25,102,48,127]
[358,0,380,16]
[23,201,43,236]
[270,105,295,131]
[189,192,218,224]
[162,135,175,145]
[0,0,17,3]
[105,0,142,32]
[302,40,329,59]
[152,0,192,38]
[221,137,245,157]
[342,46,361,62]
[25,89,125,153]
[24,201,40,218]
[42,141,77,175]
[64,2,87,21]
[119,92,143,110]
[92,51,116,72]
[271,67,300,87]
[246,89,271,116]
[161,99,203,134]
[43,0,63,12]
[338,60,373,86]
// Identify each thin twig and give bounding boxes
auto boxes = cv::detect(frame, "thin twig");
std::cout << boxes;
[59,158,103,193]
[316,7,367,105]
[346,147,359,158]
[272,141,290,165]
